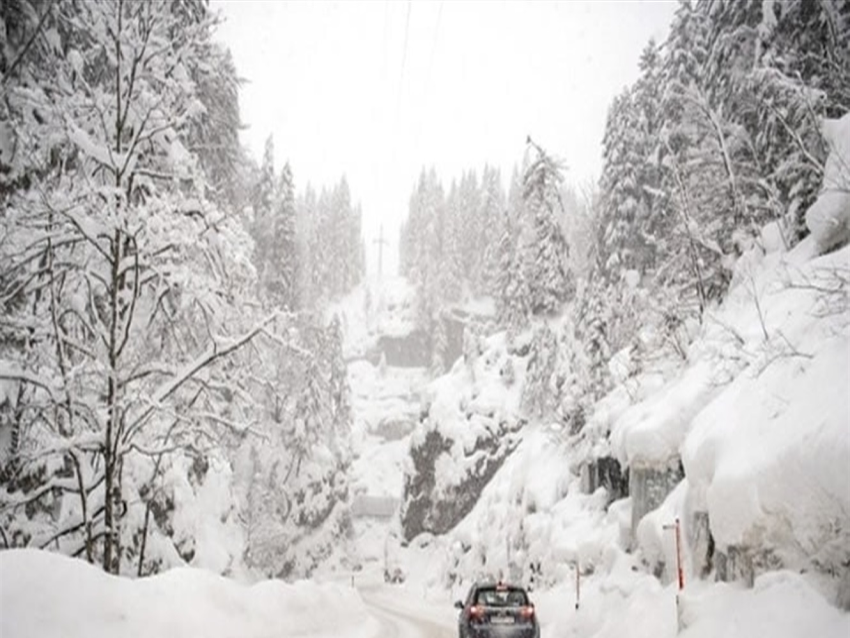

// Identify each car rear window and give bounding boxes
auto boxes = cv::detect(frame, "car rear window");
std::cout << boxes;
[475,587,528,607]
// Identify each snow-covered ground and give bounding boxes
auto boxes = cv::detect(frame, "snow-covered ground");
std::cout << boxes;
[0,548,380,638]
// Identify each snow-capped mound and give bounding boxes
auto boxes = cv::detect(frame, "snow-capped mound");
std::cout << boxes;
[682,245,850,581]
[0,549,377,638]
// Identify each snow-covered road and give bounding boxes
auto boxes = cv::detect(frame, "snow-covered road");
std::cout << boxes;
[362,592,455,638]
[352,577,457,638]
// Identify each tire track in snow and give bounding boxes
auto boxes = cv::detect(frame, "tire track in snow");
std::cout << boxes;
[361,592,454,638]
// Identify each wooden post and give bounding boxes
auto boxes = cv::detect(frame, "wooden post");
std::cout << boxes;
[674,518,684,591]
[575,562,580,610]
[664,518,685,633]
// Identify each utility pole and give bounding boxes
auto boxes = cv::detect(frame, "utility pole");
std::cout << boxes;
[373,224,389,280]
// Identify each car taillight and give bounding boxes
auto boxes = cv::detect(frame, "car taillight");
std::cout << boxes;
[520,606,535,619]
[469,605,484,620]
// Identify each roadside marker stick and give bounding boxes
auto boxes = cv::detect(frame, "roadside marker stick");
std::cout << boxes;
[575,562,580,610]
[662,518,684,591]
[675,518,684,591]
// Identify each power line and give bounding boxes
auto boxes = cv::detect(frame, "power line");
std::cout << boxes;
[395,0,412,119]
[413,1,443,160]
[425,1,443,93]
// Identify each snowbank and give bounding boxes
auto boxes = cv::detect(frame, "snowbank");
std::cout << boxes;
[684,333,850,566]
[0,549,378,638]
[607,227,850,585]
[537,566,848,638]
[610,360,722,468]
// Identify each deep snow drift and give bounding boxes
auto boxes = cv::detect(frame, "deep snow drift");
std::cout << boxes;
[0,549,378,638]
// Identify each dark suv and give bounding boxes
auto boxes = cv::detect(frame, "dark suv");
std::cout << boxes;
[454,581,540,638]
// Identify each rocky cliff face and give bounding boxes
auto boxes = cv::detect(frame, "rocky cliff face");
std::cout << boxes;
[399,408,524,542]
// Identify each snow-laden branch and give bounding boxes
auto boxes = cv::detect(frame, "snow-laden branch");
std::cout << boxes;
[0,366,58,402]
[121,311,281,443]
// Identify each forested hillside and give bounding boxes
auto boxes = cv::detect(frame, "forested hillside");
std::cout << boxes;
[395,0,850,621]
[399,0,848,420]
[0,0,364,578]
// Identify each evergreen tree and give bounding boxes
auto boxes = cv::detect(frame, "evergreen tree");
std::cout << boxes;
[431,313,448,377]
[480,165,507,296]
[522,140,575,315]
[252,135,277,296]
[327,314,352,440]
[496,208,530,331]
[267,162,298,309]
[521,324,558,420]
[599,89,638,276]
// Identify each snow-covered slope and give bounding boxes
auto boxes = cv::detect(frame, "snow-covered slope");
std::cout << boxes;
[383,122,850,635]
[391,240,850,636]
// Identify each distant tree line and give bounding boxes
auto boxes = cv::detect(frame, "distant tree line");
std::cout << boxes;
[399,142,578,342]
[247,137,365,311]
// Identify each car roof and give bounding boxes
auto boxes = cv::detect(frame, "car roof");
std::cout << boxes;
[470,580,526,591]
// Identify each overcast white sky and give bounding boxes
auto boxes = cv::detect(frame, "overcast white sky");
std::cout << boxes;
[211,1,676,276]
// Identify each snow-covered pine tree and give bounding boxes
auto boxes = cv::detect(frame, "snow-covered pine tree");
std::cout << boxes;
[326,314,352,441]
[328,178,351,297]
[441,179,464,303]
[598,89,644,279]
[522,140,576,315]
[745,0,849,240]
[521,324,558,420]
[266,161,298,309]
[416,169,448,330]
[457,169,483,295]
[253,135,278,293]
[431,313,449,377]
[189,40,243,209]
[480,165,507,296]
[496,206,530,332]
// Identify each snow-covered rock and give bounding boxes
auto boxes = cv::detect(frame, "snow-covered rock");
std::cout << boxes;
[759,220,787,253]
[805,113,850,254]
[399,331,528,541]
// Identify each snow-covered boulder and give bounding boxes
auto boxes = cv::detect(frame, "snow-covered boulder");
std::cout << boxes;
[759,220,787,253]
[805,113,850,254]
